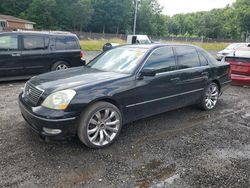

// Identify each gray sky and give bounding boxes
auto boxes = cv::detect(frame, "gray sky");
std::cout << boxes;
[158,0,236,16]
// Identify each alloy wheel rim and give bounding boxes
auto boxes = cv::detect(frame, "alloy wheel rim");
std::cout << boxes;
[87,108,120,146]
[205,84,219,109]
[56,64,68,70]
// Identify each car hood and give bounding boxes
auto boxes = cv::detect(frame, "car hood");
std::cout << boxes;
[29,67,128,92]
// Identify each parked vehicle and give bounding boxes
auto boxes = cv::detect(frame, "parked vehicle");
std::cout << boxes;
[103,35,151,51]
[217,43,250,60]
[225,47,250,86]
[19,44,231,148]
[0,31,85,81]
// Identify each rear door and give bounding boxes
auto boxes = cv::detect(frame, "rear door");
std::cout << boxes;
[21,34,51,75]
[173,46,209,104]
[0,33,24,78]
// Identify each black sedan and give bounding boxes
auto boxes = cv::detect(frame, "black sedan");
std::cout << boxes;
[19,44,231,148]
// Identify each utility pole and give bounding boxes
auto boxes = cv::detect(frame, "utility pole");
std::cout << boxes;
[133,0,138,35]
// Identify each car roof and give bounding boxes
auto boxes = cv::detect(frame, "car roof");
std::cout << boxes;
[0,30,77,37]
[120,43,199,50]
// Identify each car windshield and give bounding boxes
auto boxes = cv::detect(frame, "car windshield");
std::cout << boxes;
[87,47,148,74]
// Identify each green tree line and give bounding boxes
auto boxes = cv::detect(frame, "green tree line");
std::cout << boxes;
[0,0,249,40]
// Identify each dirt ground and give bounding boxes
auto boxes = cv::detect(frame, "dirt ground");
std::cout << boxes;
[0,79,249,188]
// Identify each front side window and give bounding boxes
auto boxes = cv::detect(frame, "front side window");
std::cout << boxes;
[175,46,200,69]
[143,47,176,73]
[56,36,79,50]
[0,35,18,51]
[88,47,147,74]
[23,35,48,50]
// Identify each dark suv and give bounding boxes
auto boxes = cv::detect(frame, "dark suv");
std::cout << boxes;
[0,31,85,81]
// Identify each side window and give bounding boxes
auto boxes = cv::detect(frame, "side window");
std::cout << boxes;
[143,47,176,73]
[0,35,18,51]
[198,52,209,66]
[175,46,200,69]
[55,36,79,50]
[23,35,47,50]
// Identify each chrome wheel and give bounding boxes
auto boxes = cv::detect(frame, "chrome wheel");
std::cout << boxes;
[205,84,219,109]
[87,108,120,146]
[56,64,68,70]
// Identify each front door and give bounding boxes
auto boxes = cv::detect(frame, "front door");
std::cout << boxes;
[125,46,181,121]
[0,34,24,78]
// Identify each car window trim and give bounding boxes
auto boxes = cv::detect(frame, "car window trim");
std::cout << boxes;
[136,46,177,75]
[156,65,210,76]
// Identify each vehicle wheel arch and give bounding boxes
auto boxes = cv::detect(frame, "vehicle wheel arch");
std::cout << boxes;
[50,59,71,70]
[86,97,123,114]
[210,79,221,93]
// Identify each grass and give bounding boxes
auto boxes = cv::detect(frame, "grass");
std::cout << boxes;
[192,42,228,51]
[80,38,125,51]
[80,38,228,51]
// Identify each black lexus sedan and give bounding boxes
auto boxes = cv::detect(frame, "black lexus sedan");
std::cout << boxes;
[19,44,231,148]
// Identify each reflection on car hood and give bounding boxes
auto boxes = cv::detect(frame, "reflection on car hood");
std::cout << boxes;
[29,66,128,92]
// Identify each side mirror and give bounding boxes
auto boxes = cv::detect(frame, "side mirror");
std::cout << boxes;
[140,69,156,77]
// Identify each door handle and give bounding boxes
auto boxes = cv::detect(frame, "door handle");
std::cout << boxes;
[170,77,180,81]
[201,72,208,76]
[11,53,21,57]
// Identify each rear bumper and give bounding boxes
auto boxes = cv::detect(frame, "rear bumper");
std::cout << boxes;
[19,94,79,140]
[231,74,250,86]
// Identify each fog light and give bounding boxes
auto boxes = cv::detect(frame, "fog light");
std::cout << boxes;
[43,127,62,135]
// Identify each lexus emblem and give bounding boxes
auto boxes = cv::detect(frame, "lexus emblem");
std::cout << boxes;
[26,89,31,96]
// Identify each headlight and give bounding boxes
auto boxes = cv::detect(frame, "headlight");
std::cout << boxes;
[42,89,76,110]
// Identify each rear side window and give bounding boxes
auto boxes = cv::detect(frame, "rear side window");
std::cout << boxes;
[143,47,176,73]
[198,52,209,66]
[175,46,200,69]
[23,35,49,50]
[55,36,79,50]
[0,35,18,50]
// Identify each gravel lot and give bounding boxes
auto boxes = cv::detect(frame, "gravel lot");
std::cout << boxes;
[0,51,250,188]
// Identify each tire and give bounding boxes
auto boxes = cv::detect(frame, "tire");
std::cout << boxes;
[51,61,70,71]
[77,101,123,149]
[199,82,219,110]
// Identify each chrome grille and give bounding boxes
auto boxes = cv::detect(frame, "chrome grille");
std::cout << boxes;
[24,82,44,105]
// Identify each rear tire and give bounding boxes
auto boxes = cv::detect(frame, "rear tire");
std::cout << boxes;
[51,61,70,71]
[199,82,219,110]
[77,102,122,149]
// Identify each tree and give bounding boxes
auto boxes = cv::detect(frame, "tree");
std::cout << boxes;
[89,0,133,34]
[0,0,32,17]
[68,0,93,32]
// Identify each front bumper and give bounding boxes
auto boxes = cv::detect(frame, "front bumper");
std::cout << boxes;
[231,74,250,86]
[18,94,79,140]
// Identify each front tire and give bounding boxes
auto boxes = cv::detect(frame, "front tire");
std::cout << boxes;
[77,102,122,149]
[199,82,219,110]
